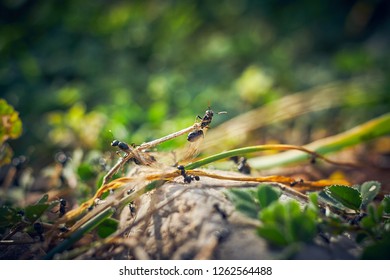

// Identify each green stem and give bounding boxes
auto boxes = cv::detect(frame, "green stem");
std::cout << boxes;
[184,113,390,170]
[184,145,298,170]
[250,112,390,169]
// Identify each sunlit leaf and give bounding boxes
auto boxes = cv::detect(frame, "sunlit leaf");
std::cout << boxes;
[325,185,362,211]
[318,190,347,211]
[356,181,381,209]
[0,99,23,143]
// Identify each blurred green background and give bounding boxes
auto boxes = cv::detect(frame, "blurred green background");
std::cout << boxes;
[1,0,389,167]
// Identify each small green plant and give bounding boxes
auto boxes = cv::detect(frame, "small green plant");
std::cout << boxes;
[227,184,281,219]
[257,193,319,247]
[0,99,23,166]
[0,194,59,239]
[228,181,390,259]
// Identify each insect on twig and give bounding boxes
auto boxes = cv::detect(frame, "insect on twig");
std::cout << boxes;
[102,107,226,186]
[187,107,227,141]
[183,107,227,160]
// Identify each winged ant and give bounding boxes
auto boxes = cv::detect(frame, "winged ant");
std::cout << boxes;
[187,129,204,142]
[187,107,226,142]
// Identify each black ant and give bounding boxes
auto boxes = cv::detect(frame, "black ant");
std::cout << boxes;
[111,140,154,165]
[187,107,226,142]
[198,108,215,129]
[290,178,304,187]
[197,107,227,129]
[230,156,251,175]
[127,188,135,195]
[52,198,67,217]
[59,198,67,217]
[213,203,227,220]
[59,225,70,233]
[129,201,136,217]
[33,222,44,242]
[111,139,131,152]
[177,165,200,183]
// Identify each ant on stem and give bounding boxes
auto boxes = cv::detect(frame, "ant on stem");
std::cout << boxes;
[177,165,199,183]
[51,198,67,217]
[187,107,226,142]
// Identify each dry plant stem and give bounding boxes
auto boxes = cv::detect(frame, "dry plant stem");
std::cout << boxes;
[102,123,200,186]
[139,123,200,150]
[186,170,310,202]
[63,165,347,227]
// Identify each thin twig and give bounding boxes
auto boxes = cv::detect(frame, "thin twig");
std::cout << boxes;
[102,123,199,186]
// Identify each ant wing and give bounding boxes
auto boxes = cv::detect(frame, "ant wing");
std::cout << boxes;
[130,149,157,166]
[178,127,208,163]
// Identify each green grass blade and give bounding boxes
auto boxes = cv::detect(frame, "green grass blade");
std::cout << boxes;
[185,113,390,170]
[249,113,390,169]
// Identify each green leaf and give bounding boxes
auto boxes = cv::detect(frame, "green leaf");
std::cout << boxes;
[228,188,260,218]
[325,185,362,211]
[36,194,49,204]
[235,202,259,219]
[0,206,21,228]
[356,181,381,209]
[257,225,288,246]
[305,192,319,221]
[361,236,390,260]
[228,188,255,204]
[97,218,119,238]
[257,200,318,246]
[318,190,347,211]
[0,99,23,145]
[290,214,317,243]
[24,204,50,222]
[77,163,96,181]
[382,195,390,214]
[308,192,319,208]
[256,184,281,209]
